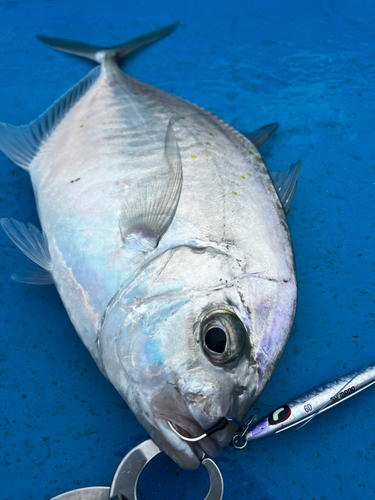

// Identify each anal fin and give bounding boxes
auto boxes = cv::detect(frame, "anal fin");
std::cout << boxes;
[269,160,301,215]
[1,218,53,284]
[245,123,278,149]
[119,117,183,249]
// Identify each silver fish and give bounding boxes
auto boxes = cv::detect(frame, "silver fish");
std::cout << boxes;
[0,24,299,470]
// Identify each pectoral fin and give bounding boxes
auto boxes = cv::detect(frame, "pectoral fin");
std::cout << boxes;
[119,117,183,249]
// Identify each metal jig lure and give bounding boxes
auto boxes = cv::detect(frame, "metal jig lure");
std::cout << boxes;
[238,360,375,447]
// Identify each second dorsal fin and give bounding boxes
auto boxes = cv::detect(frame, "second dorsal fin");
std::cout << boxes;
[0,66,100,170]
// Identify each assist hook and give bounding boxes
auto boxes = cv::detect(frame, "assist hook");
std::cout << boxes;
[167,415,255,448]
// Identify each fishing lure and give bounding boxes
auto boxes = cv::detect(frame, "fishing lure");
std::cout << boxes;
[167,360,375,451]
[233,360,375,448]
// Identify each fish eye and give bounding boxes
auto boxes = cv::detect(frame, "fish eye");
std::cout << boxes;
[205,327,227,353]
[201,310,245,364]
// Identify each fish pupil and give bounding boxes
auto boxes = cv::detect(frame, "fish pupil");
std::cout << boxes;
[205,327,227,353]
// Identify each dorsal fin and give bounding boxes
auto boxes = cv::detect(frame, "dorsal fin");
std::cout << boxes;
[1,218,51,269]
[0,66,100,170]
[12,260,54,285]
[0,218,53,285]
[119,117,183,250]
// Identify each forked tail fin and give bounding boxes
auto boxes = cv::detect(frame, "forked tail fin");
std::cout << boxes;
[0,23,179,171]
[36,22,179,63]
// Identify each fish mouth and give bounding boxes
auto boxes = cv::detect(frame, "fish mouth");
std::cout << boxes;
[150,385,231,469]
[160,414,224,455]
[153,414,226,471]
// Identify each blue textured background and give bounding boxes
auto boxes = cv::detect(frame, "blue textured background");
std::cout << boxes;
[0,1,374,499]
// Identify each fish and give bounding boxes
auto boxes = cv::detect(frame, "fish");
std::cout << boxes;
[0,23,299,470]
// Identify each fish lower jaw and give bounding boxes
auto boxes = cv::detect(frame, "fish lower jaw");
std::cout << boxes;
[153,417,201,470]
[153,415,224,470]
[149,384,227,466]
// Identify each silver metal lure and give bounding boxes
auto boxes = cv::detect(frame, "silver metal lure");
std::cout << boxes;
[235,361,375,447]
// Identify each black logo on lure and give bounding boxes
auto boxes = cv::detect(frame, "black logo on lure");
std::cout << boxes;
[330,386,356,404]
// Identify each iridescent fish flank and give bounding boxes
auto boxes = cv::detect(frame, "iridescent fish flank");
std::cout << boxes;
[0,24,299,470]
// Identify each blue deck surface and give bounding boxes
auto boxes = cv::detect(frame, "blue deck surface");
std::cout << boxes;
[0,1,374,499]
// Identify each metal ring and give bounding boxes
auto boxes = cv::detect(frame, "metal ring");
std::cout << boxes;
[231,434,248,450]
[230,414,255,450]
[50,487,110,500]
[109,438,224,500]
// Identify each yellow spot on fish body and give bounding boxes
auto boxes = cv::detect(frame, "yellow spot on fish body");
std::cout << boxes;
[231,191,237,195]
[133,92,139,95]
[192,156,197,159]
[209,133,214,136]
[267,188,270,191]
[80,125,84,128]
[249,151,254,155]
[205,142,211,145]
[247,173,252,177]
[241,175,245,179]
